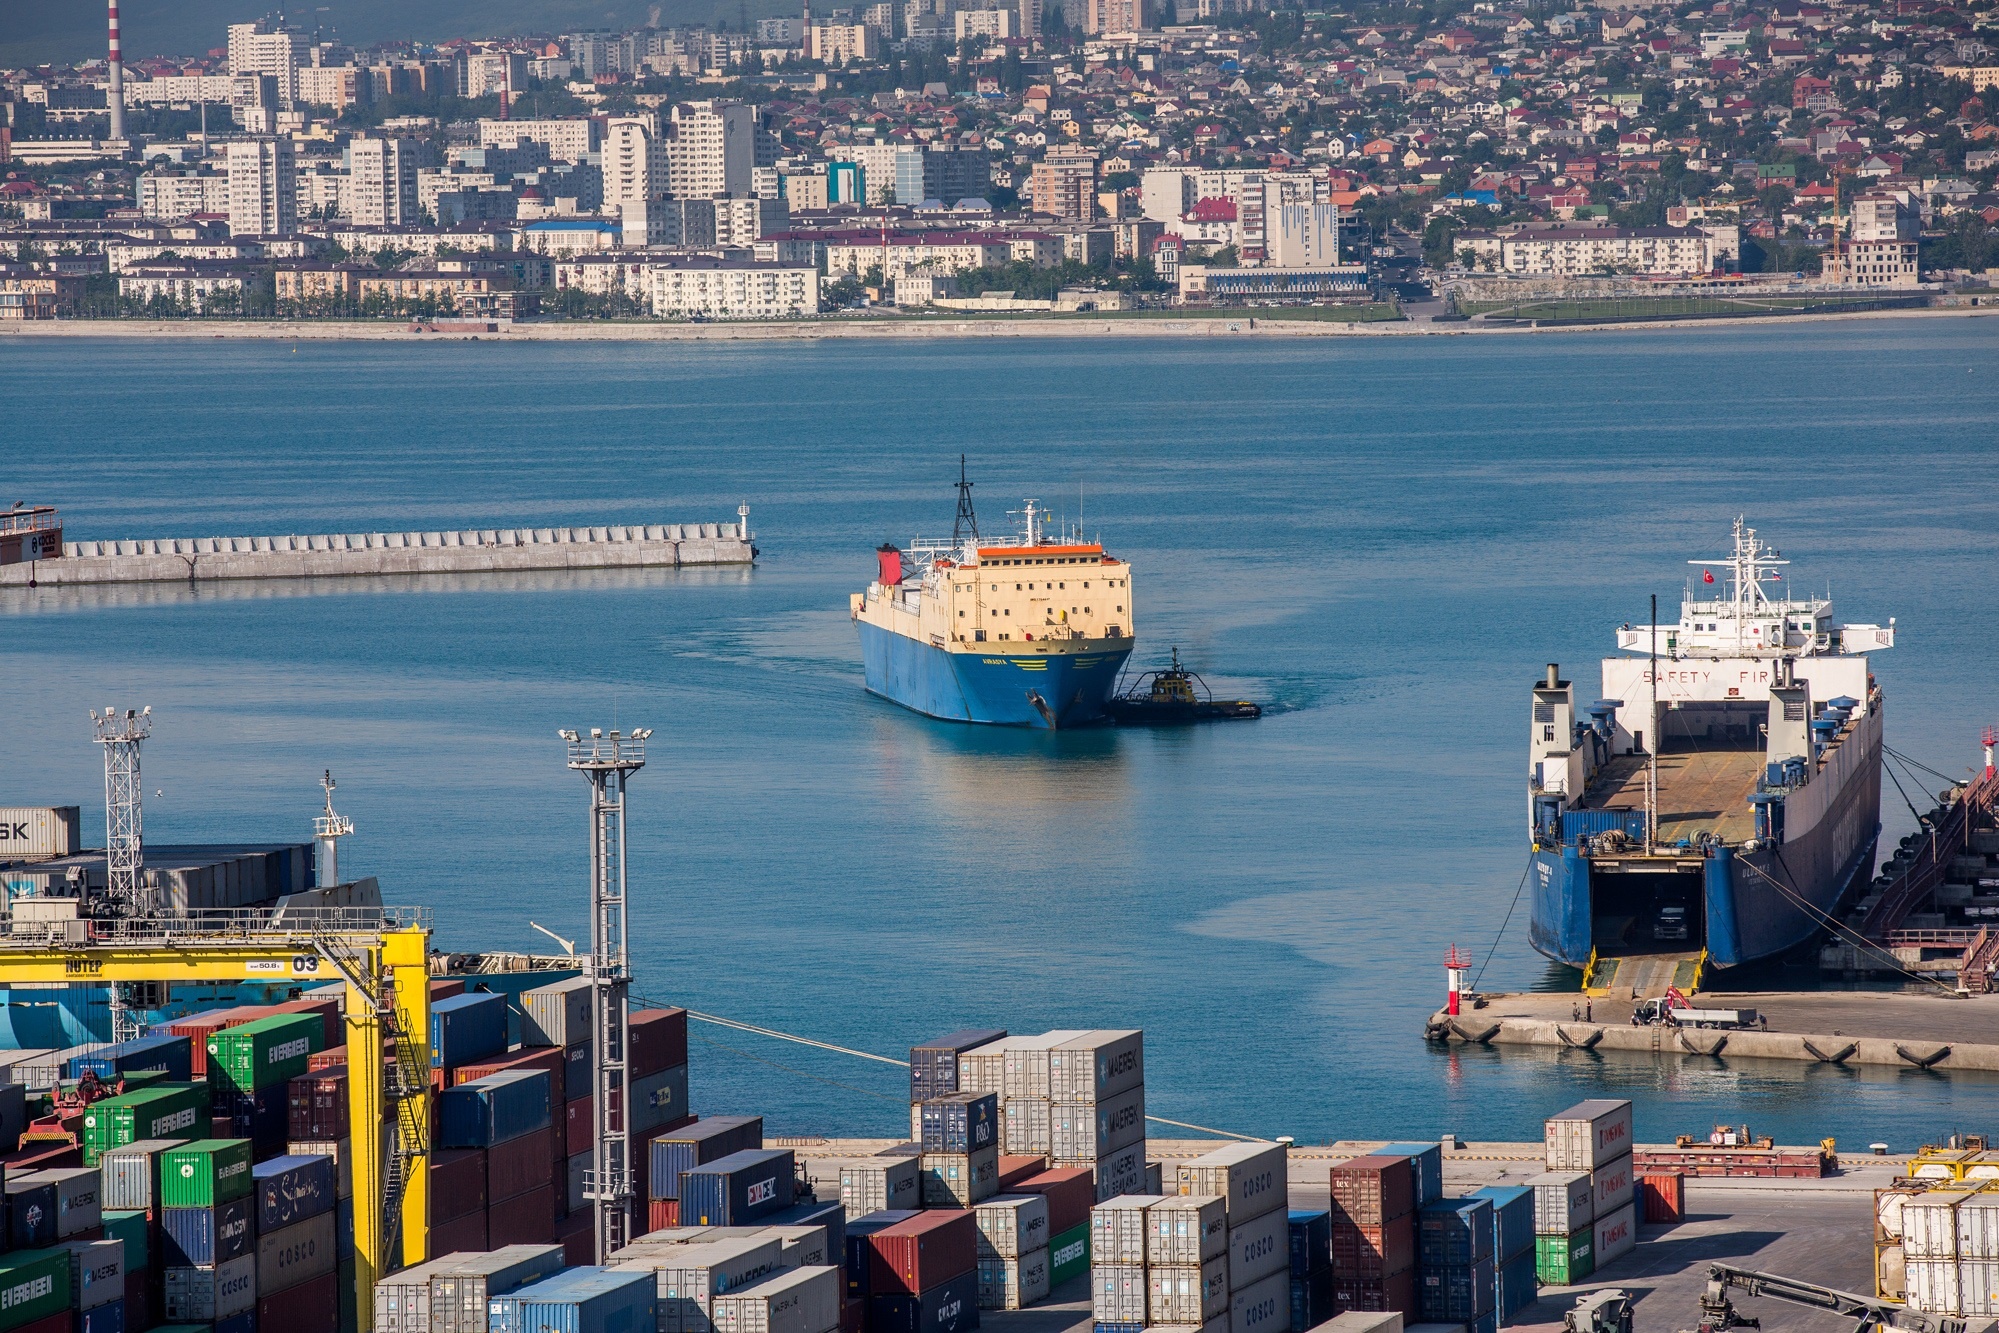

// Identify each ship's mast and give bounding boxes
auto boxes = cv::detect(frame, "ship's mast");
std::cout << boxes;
[952,455,980,549]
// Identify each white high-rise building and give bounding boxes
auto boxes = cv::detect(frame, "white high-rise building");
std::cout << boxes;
[668,102,758,199]
[603,116,671,217]
[227,20,304,107]
[227,137,298,236]
[349,136,430,226]
[1268,202,1341,267]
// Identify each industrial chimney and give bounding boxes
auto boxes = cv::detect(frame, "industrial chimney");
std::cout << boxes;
[106,0,126,143]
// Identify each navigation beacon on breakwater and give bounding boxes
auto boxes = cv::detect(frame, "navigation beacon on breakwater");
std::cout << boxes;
[851,470,1135,729]
[1527,519,1897,991]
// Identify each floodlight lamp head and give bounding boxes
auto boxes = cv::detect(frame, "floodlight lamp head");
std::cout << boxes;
[591,727,602,738]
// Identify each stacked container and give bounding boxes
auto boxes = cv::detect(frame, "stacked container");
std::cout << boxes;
[252,1154,339,1332]
[488,1265,657,1333]
[1527,1170,1592,1286]
[159,1139,257,1324]
[439,1069,556,1247]
[1177,1140,1290,1333]
[1044,1033,1144,1204]
[799,1156,921,1223]
[680,1151,797,1229]
[650,1119,766,1231]
[1088,1194,1159,1331]
[711,1265,843,1333]
[206,1016,325,1155]
[1469,1185,1536,1321]
[971,1195,1049,1310]
[1541,1100,1637,1282]
[1012,1167,1093,1294]
[1286,1210,1332,1332]
[1144,1193,1228,1330]
[1327,1155,1418,1316]
[916,1094,999,1209]
[1901,1187,1999,1316]
[862,1210,978,1333]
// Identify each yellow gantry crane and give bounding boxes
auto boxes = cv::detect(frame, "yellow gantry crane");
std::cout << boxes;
[0,909,434,1333]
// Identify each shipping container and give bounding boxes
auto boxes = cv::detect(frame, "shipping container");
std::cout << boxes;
[766,1202,847,1272]
[207,1015,322,1099]
[429,1244,567,1333]
[652,1120,766,1202]
[868,1210,977,1297]
[975,1248,1049,1313]
[520,980,594,1050]
[971,1195,1049,1262]
[1091,1142,1149,1204]
[1137,1194,1223,1268]
[1590,1154,1634,1219]
[25,1168,101,1238]
[0,807,81,860]
[999,1033,1089,1103]
[1228,1204,1291,1290]
[287,1068,348,1143]
[1528,1172,1592,1237]
[630,1010,690,1081]
[432,1211,488,1257]
[161,1197,254,1267]
[1328,1157,1415,1232]
[1544,1102,1634,1173]
[1092,1264,1147,1325]
[489,1128,557,1203]
[710,1266,841,1333]
[1908,1259,1959,1315]
[1146,1258,1227,1324]
[644,1235,785,1333]
[1046,1032,1143,1106]
[567,1150,590,1217]
[489,1266,657,1333]
[0,1249,72,1331]
[1373,1146,1443,1210]
[287,1139,352,1200]
[217,1084,290,1155]
[84,1086,206,1167]
[1330,1214,1416,1280]
[6,1179,58,1249]
[453,1048,563,1119]
[867,1269,978,1333]
[1091,1196,1161,1265]
[920,1095,998,1157]
[843,1214,920,1301]
[489,1185,557,1247]
[1050,1088,1144,1164]
[762,1225,831,1271]
[682,1151,796,1228]
[437,1071,553,1150]
[158,1140,253,1209]
[1963,1260,1999,1316]
[1418,1259,1495,1323]
[633,1066,691,1135]
[257,1211,335,1292]
[101,1210,147,1271]
[995,1157,1045,1193]
[803,1157,919,1221]
[1178,1143,1287,1223]
[1535,1227,1593,1287]
[1904,1192,1971,1260]
[250,1153,336,1233]
[69,1036,193,1085]
[1467,1186,1534,1263]
[1419,1199,1495,1268]
[75,1300,123,1333]
[1497,1248,1537,1318]
[1048,1224,1088,1289]
[1011,1169,1093,1238]
[919,1149,998,1209]
[1228,1269,1291,1333]
[1639,1174,1684,1225]
[909,1032,1007,1104]
[565,1044,591,1102]
[1331,1271,1417,1317]
[998,1100,1049,1158]
[162,1255,255,1322]
[59,1239,123,1311]
[1592,1202,1637,1270]
[258,1269,337,1333]
[430,993,507,1072]
[1289,1270,1334,1333]
[563,1097,592,1160]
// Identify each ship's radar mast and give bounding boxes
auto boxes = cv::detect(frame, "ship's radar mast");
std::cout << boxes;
[952,456,980,548]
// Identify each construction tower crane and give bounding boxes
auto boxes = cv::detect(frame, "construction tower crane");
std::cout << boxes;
[1695,1263,1999,1333]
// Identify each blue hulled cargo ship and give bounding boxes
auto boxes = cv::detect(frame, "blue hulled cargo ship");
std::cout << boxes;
[1527,521,1896,987]
[850,476,1134,728]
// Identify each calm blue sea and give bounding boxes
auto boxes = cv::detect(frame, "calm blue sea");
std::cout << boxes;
[6,323,1999,1149]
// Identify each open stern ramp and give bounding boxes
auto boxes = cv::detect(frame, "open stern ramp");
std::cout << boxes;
[1584,949,1706,999]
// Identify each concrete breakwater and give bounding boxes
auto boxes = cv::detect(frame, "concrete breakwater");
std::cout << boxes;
[0,516,756,586]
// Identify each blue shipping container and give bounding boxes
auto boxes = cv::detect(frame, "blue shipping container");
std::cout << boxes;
[1378,1143,1444,1208]
[844,1211,922,1298]
[1289,1269,1334,1331]
[78,1298,126,1333]
[161,1198,254,1267]
[69,1034,193,1084]
[431,992,508,1072]
[1560,810,1649,844]
[919,1094,998,1156]
[1469,1310,1500,1333]
[868,1269,979,1333]
[679,1149,795,1228]
[7,1179,58,1249]
[1287,1210,1331,1277]
[648,1117,763,1201]
[763,1198,846,1267]
[488,1267,656,1333]
[252,1154,337,1232]
[1419,1258,1496,1323]
[438,1070,552,1149]
[1469,1185,1535,1264]
[1419,1198,1495,1268]
[215,1311,256,1333]
[1498,1247,1538,1318]
[909,1030,1006,1103]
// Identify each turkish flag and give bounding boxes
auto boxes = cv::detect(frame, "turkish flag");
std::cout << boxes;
[1703,569,1714,584]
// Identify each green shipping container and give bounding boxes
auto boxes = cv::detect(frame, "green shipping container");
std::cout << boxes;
[160,1139,256,1208]
[207,1013,323,1098]
[103,1211,150,1270]
[0,1249,74,1332]
[1049,1222,1090,1288]
[1535,1227,1594,1287]
[82,1083,209,1165]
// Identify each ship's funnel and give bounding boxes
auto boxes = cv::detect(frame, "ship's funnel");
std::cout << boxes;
[876,544,903,586]
[1545,664,1559,689]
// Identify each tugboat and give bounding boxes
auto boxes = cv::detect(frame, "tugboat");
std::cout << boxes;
[1105,648,1261,724]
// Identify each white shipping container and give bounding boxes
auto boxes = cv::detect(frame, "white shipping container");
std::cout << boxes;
[1908,1259,1961,1315]
[643,1236,787,1333]
[1148,1194,1228,1266]
[1052,1087,1145,1163]
[1529,1171,1593,1236]
[1545,1100,1634,1172]
[1591,1153,1635,1218]
[1148,1256,1228,1324]
[1315,1315,1402,1333]
[1226,1204,1289,1291]
[976,1194,1051,1259]
[1004,1032,1091,1101]
[710,1265,841,1333]
[1048,1030,1144,1105]
[977,1248,1051,1311]
[1178,1142,1288,1223]
[1227,1269,1291,1333]
[165,1255,257,1321]
[1002,1098,1051,1156]
[521,977,593,1048]
[798,1156,918,1220]
[920,1145,999,1207]
[1906,1193,1974,1260]
[1958,1194,1999,1261]
[1092,1194,1165,1264]
[1961,1260,1999,1316]
[1592,1202,1637,1270]
[1093,1263,1148,1324]
[0,807,81,861]
[371,1257,453,1333]
[1093,1141,1149,1203]
[959,1037,1031,1098]
[762,1225,829,1270]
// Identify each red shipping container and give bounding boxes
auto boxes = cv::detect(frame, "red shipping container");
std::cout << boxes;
[555,1211,594,1266]
[996,1156,1047,1192]
[259,1269,338,1333]
[168,1006,275,1076]
[1641,1172,1685,1223]
[1013,1168,1093,1237]
[289,1067,350,1141]
[308,1046,346,1074]
[19,1311,72,1333]
[648,1199,680,1232]
[489,1128,557,1203]
[270,997,342,1051]
[432,1147,488,1223]
[1331,1215,1415,1279]
[565,1098,594,1160]
[123,1269,153,1333]
[629,1009,688,1078]
[456,1047,564,1121]
[5,1141,79,1171]
[432,1209,489,1256]
[1330,1156,1416,1228]
[1334,1269,1418,1315]
[488,1184,556,1247]
[841,1299,863,1333]
[432,979,466,1002]
[867,1210,977,1296]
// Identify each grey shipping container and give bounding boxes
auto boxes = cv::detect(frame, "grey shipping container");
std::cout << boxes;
[1593,1201,1637,1269]
[638,1235,786,1333]
[1227,1206,1290,1290]
[1228,1270,1292,1333]
[165,1253,258,1321]
[101,1139,187,1211]
[521,979,593,1049]
[763,1225,831,1270]
[709,1265,841,1333]
[833,1157,920,1219]
[568,1150,590,1217]
[1091,1195,1164,1265]
[1544,1100,1634,1173]
[955,1037,1027,1099]
[633,1064,691,1133]
[1148,1194,1228,1266]
[1001,1032,1090,1102]
[29,1166,103,1237]
[1530,1171,1593,1236]
[1047,1031,1143,1106]
[1092,1263,1147,1325]
[0,807,81,861]
[976,1248,1050,1312]
[1177,1142,1288,1222]
[919,1147,998,1208]
[429,1244,567,1333]
[1050,1087,1144,1163]
[258,1209,337,1293]
[973,1195,1050,1260]
[61,1238,125,1311]
[1093,1141,1148,1203]
[910,1031,1007,1103]
[374,1258,457,1333]
[999,1099,1050,1157]
[1148,1257,1228,1325]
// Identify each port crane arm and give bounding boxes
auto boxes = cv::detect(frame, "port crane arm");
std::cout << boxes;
[1699,1264,1996,1333]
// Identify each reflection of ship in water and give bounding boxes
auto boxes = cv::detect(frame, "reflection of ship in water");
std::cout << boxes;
[1106,648,1261,724]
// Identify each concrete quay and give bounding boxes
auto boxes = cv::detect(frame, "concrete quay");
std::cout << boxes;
[1427,987,1999,1072]
[0,518,756,586]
